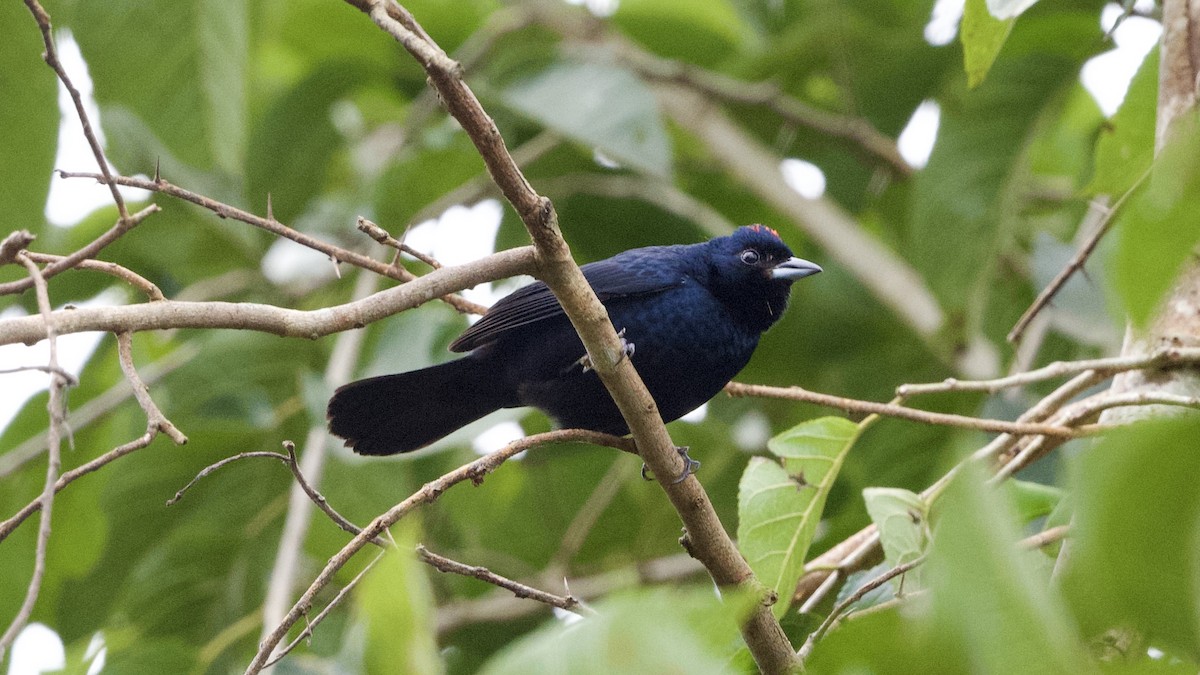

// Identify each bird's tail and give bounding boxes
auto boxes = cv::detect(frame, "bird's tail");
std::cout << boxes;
[327,357,513,456]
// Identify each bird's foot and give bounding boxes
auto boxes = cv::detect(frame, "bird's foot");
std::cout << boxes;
[641,446,700,484]
[576,329,635,374]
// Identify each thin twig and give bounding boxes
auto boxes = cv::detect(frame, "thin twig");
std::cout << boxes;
[0,432,152,544]
[24,251,165,301]
[418,545,595,617]
[262,551,386,668]
[246,428,632,673]
[0,363,78,382]
[54,171,488,316]
[0,205,160,297]
[896,347,1200,397]
[797,555,926,661]
[725,382,1084,438]
[166,452,289,506]
[1008,169,1150,344]
[116,333,187,444]
[436,551,705,635]
[0,231,37,265]
[261,269,380,646]
[22,0,128,218]
[356,217,441,268]
[0,253,68,656]
[0,345,196,480]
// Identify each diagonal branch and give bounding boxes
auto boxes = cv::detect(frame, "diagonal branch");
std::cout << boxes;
[53,171,488,315]
[327,2,802,672]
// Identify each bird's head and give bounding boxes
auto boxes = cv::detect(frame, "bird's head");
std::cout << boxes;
[705,224,822,331]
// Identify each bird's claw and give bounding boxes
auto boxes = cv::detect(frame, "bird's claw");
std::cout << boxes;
[641,446,700,484]
[577,328,635,374]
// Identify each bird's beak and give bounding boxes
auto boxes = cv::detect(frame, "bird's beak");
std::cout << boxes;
[770,257,823,281]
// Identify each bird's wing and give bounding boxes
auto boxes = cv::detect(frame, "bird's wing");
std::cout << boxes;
[448,253,687,353]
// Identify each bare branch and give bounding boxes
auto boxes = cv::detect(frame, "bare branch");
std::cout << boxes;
[246,428,632,672]
[0,205,158,298]
[725,382,1085,438]
[897,347,1200,396]
[0,246,536,346]
[0,253,69,655]
[24,251,165,301]
[418,545,595,617]
[0,345,195,480]
[21,0,128,218]
[797,555,926,661]
[1008,177,1148,344]
[116,332,187,444]
[0,231,37,266]
[54,171,488,315]
[262,551,385,668]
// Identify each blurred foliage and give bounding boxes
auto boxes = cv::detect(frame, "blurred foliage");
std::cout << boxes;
[1,0,1195,672]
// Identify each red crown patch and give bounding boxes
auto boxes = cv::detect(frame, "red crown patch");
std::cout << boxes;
[748,224,780,238]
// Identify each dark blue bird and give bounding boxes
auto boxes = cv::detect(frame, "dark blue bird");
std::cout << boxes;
[327,225,821,456]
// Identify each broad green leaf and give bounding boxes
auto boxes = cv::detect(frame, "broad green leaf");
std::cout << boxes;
[1090,46,1157,195]
[1113,115,1200,326]
[246,62,375,224]
[1061,417,1200,656]
[928,462,1090,674]
[613,0,749,67]
[357,528,441,675]
[738,416,860,617]
[68,0,248,170]
[961,0,1015,88]
[910,56,1079,313]
[1005,479,1063,523]
[479,587,753,674]
[0,1,58,236]
[863,487,929,567]
[501,61,671,178]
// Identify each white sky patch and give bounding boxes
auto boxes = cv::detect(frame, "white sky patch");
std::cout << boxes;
[405,199,505,307]
[83,633,106,675]
[732,410,771,451]
[779,159,826,199]
[472,420,526,456]
[44,31,149,227]
[1081,3,1161,116]
[8,623,65,675]
[563,0,619,18]
[925,0,964,46]
[0,289,121,433]
[898,100,941,169]
[679,403,707,424]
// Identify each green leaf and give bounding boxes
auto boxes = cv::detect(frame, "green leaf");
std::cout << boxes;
[357,527,442,675]
[246,62,374,223]
[928,462,1090,674]
[0,0,58,234]
[961,0,1015,88]
[479,587,753,674]
[1113,114,1200,327]
[1005,479,1063,523]
[738,416,860,617]
[613,0,749,67]
[68,0,248,170]
[1090,46,1157,195]
[501,61,671,177]
[1061,417,1200,656]
[863,487,929,566]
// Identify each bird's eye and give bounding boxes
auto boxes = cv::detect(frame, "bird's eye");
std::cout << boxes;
[740,249,760,265]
